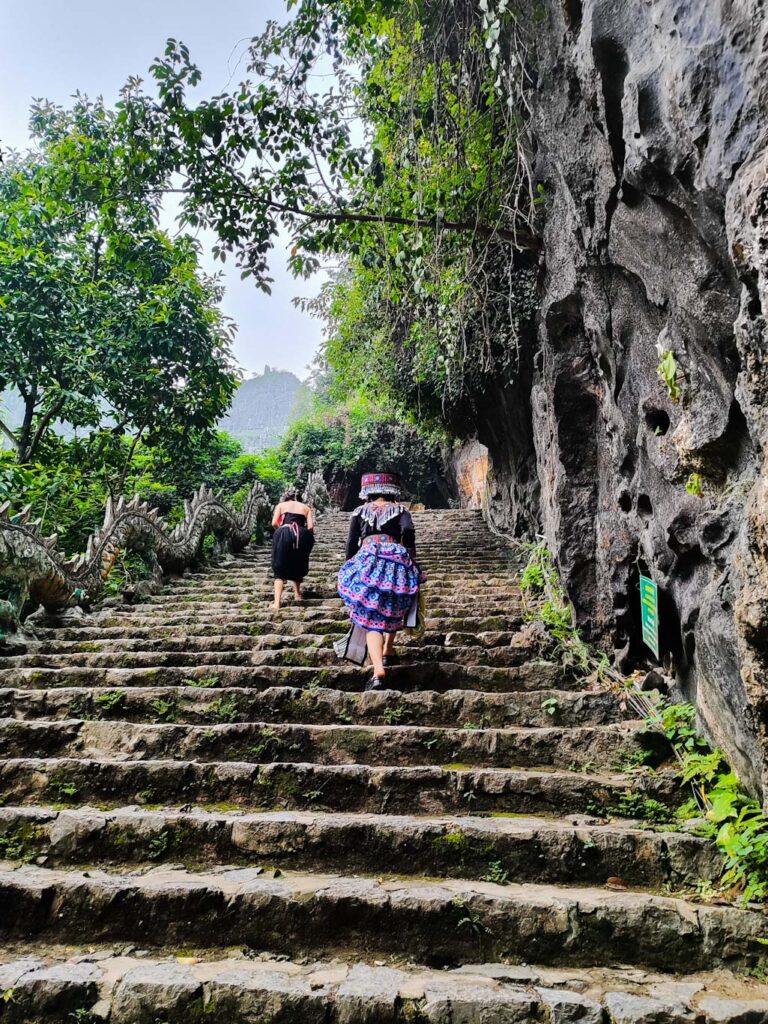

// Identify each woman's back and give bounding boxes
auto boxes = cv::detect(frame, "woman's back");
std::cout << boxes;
[279,499,311,519]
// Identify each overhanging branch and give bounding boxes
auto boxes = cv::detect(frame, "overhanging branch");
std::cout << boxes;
[156,187,543,253]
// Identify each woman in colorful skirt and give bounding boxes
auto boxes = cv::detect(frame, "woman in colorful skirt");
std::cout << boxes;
[271,488,315,609]
[338,472,420,690]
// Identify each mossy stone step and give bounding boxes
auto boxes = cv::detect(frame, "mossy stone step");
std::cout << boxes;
[0,685,623,728]
[0,805,722,886]
[0,661,570,693]
[0,718,645,772]
[1,865,763,972]
[0,757,681,816]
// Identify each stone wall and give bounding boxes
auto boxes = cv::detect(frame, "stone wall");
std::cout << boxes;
[478,0,768,797]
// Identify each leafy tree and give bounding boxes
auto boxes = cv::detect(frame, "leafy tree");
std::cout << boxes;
[114,1,542,426]
[117,1,541,286]
[0,96,237,472]
[278,392,447,508]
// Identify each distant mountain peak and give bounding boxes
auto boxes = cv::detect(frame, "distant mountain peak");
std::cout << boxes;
[218,366,309,452]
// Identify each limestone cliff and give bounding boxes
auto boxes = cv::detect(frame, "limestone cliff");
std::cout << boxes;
[473,1,768,797]
[218,368,310,452]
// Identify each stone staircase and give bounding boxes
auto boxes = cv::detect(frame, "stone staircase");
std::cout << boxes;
[0,509,766,1023]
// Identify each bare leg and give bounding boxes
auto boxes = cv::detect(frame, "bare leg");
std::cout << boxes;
[366,631,386,679]
[292,581,303,602]
[383,632,397,657]
[273,580,284,610]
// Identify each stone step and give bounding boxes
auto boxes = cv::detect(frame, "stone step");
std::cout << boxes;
[0,661,570,693]
[17,629,524,654]
[0,947,764,1024]
[3,644,545,671]
[79,610,526,631]
[0,685,623,728]
[0,806,721,887]
[166,572,515,587]
[0,865,763,972]
[0,719,645,772]
[28,613,526,636]
[25,623,524,645]
[0,757,680,816]
[7,509,757,1002]
[90,596,523,619]
[136,590,522,608]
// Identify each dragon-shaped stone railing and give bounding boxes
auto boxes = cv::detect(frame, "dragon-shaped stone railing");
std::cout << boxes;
[0,481,271,646]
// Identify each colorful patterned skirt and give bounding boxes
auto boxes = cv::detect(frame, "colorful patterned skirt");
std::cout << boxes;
[338,540,420,633]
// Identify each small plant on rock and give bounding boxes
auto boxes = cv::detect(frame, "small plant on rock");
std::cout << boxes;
[208,697,239,724]
[148,830,173,860]
[149,697,178,723]
[249,726,278,759]
[541,697,559,718]
[452,898,492,941]
[685,473,704,497]
[47,776,79,802]
[94,689,127,715]
[656,348,681,402]
[383,705,406,725]
[482,860,509,885]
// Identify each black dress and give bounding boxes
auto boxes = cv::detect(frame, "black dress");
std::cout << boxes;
[272,512,315,582]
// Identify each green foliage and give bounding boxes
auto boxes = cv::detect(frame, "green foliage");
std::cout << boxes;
[656,349,681,403]
[0,428,273,560]
[0,97,237,466]
[645,701,768,904]
[148,831,172,860]
[278,392,445,501]
[184,675,219,689]
[149,698,177,723]
[94,690,126,715]
[540,697,559,717]
[249,727,278,759]
[112,2,542,433]
[643,700,707,754]
[452,897,492,939]
[519,558,546,593]
[519,542,593,675]
[47,776,79,801]
[208,697,240,724]
[685,473,704,497]
[0,825,43,861]
[608,790,673,824]
[481,860,510,885]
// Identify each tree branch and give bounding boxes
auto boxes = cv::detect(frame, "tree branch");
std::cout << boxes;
[17,391,37,463]
[25,396,66,463]
[155,187,543,252]
[115,416,150,495]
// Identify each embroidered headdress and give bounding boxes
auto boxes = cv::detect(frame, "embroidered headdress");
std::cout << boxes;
[359,472,403,500]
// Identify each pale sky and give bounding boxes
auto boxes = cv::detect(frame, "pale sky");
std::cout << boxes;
[0,0,326,379]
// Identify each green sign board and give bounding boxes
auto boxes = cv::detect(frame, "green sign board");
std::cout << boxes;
[640,575,659,659]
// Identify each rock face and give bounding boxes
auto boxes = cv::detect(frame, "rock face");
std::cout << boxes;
[479,1,768,797]
[219,367,310,452]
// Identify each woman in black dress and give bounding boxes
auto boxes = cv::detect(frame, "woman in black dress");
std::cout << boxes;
[271,489,315,609]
